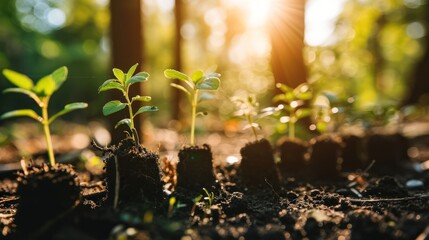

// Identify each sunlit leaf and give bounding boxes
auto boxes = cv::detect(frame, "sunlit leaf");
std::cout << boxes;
[49,102,88,123]
[164,69,189,81]
[113,68,125,83]
[1,109,42,122]
[132,95,151,102]
[170,83,191,97]
[276,83,292,93]
[196,77,220,90]
[98,79,124,93]
[316,122,327,133]
[33,75,55,96]
[134,106,159,117]
[126,72,149,87]
[51,66,68,91]
[126,63,138,81]
[3,88,42,106]
[243,123,261,130]
[296,108,312,119]
[2,69,34,90]
[102,100,127,116]
[115,118,132,129]
[191,70,204,83]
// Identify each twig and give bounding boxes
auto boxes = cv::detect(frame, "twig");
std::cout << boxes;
[265,178,281,199]
[349,194,429,204]
[0,196,18,205]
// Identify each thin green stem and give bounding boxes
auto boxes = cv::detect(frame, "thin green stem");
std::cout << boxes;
[247,114,258,141]
[41,98,55,165]
[190,89,199,145]
[124,91,136,141]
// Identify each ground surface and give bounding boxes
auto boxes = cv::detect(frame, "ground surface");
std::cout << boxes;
[0,122,429,239]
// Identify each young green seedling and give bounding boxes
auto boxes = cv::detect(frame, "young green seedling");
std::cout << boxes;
[164,69,220,145]
[1,67,88,166]
[273,83,312,139]
[231,95,263,141]
[99,63,158,144]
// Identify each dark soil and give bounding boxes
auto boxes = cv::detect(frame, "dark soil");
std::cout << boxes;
[1,134,429,239]
[102,138,164,206]
[277,137,308,173]
[176,144,216,190]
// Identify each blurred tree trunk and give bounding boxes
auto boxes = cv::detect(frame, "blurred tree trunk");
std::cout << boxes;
[269,0,307,92]
[403,2,429,106]
[171,0,183,121]
[109,0,144,144]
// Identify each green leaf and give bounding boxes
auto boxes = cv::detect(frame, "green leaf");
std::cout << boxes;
[316,122,327,133]
[102,100,127,116]
[2,69,34,90]
[98,79,124,93]
[276,83,293,93]
[126,63,138,81]
[134,106,159,117]
[115,118,132,129]
[1,109,42,122]
[126,72,149,87]
[191,70,204,83]
[170,83,191,97]
[49,102,88,123]
[196,77,220,90]
[131,95,151,102]
[296,108,312,119]
[33,75,55,96]
[164,69,189,81]
[113,68,125,83]
[3,88,42,106]
[51,66,68,91]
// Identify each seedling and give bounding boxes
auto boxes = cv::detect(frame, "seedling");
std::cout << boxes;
[1,67,88,165]
[164,69,220,145]
[273,83,312,139]
[202,187,215,209]
[99,63,158,144]
[231,95,266,141]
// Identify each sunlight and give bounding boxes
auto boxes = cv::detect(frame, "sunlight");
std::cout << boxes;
[247,0,272,28]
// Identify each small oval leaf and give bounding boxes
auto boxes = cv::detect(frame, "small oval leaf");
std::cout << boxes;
[113,68,125,82]
[126,63,139,81]
[132,95,151,102]
[33,75,55,96]
[134,106,159,117]
[51,66,68,91]
[1,109,42,122]
[164,69,189,81]
[126,72,149,87]
[2,69,34,90]
[3,88,42,106]
[115,118,132,129]
[102,100,127,116]
[196,77,220,90]
[49,102,88,123]
[191,70,204,83]
[98,79,124,93]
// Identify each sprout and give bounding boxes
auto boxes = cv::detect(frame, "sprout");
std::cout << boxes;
[98,63,158,144]
[164,69,220,145]
[231,95,263,141]
[1,67,88,165]
[273,83,312,139]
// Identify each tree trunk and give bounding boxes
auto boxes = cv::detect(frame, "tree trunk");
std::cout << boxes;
[269,0,307,92]
[403,2,429,106]
[171,0,183,121]
[109,0,144,143]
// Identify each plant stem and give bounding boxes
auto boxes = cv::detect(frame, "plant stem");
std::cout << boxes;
[41,98,55,165]
[247,114,258,141]
[289,121,295,140]
[190,89,199,145]
[114,155,120,209]
[124,92,136,142]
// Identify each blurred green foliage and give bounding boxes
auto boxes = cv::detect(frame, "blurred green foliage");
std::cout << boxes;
[0,0,110,121]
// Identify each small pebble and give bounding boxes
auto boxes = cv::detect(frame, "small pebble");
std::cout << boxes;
[406,179,424,189]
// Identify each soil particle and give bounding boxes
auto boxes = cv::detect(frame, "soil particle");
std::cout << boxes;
[222,192,248,216]
[364,176,408,198]
[322,193,340,206]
